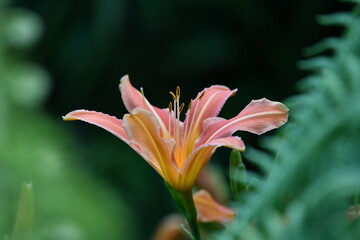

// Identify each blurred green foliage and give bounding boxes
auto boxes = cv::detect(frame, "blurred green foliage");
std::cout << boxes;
[0,3,135,239]
[12,182,34,240]
[217,1,360,239]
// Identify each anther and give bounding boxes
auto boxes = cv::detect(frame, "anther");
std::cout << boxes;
[179,102,185,113]
[169,91,176,100]
[168,102,173,113]
[198,91,205,100]
[176,86,180,98]
[140,87,145,96]
[188,99,193,110]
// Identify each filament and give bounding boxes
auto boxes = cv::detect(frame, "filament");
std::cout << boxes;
[140,87,146,108]
[168,102,172,136]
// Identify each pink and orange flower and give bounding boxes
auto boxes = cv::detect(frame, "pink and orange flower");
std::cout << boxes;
[63,76,288,191]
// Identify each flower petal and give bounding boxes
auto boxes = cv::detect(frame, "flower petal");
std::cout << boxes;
[194,190,235,223]
[177,136,245,191]
[152,214,185,240]
[122,108,177,184]
[63,110,130,143]
[119,75,146,112]
[206,136,245,151]
[183,85,237,152]
[177,146,216,191]
[196,98,289,147]
[119,75,171,138]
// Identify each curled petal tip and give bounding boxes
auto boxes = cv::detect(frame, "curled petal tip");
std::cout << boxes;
[120,74,129,84]
[281,103,289,112]
[62,110,83,121]
[63,115,77,121]
[258,98,289,111]
[231,88,238,97]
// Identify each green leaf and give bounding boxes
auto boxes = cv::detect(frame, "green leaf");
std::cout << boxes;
[12,181,34,240]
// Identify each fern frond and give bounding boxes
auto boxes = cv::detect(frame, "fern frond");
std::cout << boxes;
[216,2,360,240]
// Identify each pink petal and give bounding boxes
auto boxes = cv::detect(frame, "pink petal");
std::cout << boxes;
[122,108,178,183]
[194,190,235,223]
[119,75,171,137]
[119,75,146,112]
[63,110,130,143]
[177,136,245,191]
[196,98,289,147]
[183,85,237,149]
[206,136,245,151]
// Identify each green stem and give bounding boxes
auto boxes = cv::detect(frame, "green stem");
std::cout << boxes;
[165,181,201,240]
[355,191,359,217]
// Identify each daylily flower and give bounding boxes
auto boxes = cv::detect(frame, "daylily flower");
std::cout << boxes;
[63,75,288,191]
[193,189,235,224]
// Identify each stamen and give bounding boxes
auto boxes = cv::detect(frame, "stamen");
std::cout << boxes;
[172,98,176,138]
[168,102,172,113]
[169,91,176,100]
[168,102,172,136]
[179,102,185,113]
[140,87,146,107]
[176,86,180,98]
[198,91,205,100]
[188,99,193,110]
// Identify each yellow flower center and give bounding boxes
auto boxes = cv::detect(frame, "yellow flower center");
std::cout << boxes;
[167,86,205,168]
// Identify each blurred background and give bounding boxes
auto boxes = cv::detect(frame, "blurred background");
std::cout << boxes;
[0,0,350,239]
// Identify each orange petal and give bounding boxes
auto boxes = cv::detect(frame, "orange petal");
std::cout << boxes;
[194,190,235,223]
[177,145,216,191]
[63,110,130,143]
[196,98,289,147]
[122,108,177,184]
[178,136,245,191]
